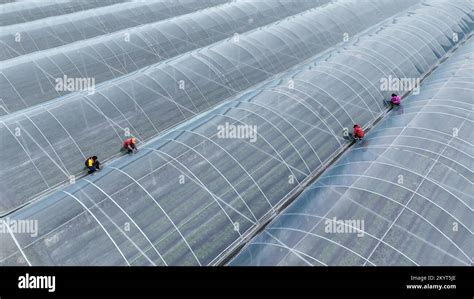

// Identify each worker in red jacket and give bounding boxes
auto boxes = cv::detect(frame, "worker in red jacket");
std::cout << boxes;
[350,124,365,140]
[123,137,138,154]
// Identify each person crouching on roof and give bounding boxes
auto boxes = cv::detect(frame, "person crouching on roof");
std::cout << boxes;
[85,156,100,174]
[123,137,138,154]
[384,93,401,108]
[350,124,365,141]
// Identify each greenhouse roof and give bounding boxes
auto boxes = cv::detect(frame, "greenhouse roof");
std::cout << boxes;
[231,36,473,266]
[0,0,472,266]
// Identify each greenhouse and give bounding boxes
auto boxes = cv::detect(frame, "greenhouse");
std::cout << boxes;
[0,0,472,266]
[0,0,127,26]
[0,0,322,113]
[0,0,227,60]
[0,0,421,214]
[231,36,473,266]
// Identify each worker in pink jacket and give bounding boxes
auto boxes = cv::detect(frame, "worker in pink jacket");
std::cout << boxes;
[384,93,401,108]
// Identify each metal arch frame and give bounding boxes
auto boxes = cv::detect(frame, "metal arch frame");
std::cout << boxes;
[61,190,131,266]
[196,112,307,179]
[83,178,168,266]
[261,85,348,145]
[173,130,277,213]
[276,213,422,265]
[219,106,312,174]
[318,172,472,233]
[1,218,32,266]
[158,137,260,223]
[108,166,202,265]
[230,100,323,165]
[142,146,256,232]
[71,187,158,266]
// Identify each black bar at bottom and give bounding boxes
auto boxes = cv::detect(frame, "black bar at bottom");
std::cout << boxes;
[0,266,471,298]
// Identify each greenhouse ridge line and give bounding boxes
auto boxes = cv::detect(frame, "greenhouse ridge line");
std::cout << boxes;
[218,33,473,266]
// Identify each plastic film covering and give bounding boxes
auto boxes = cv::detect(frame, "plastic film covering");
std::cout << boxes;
[0,0,471,266]
[231,36,474,266]
[0,0,229,61]
[0,0,326,114]
[0,0,127,26]
[0,0,421,215]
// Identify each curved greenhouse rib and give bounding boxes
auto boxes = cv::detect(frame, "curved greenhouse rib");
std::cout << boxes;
[251,239,317,266]
[369,123,474,147]
[39,108,88,160]
[336,188,471,266]
[232,101,323,164]
[332,153,472,197]
[108,167,202,266]
[314,63,384,106]
[61,190,131,266]
[160,138,260,223]
[268,226,377,266]
[83,178,168,266]
[19,113,71,175]
[2,219,32,266]
[264,231,325,266]
[244,88,345,145]
[306,69,379,118]
[75,189,158,266]
[289,80,355,132]
[275,187,469,266]
[225,107,312,174]
[143,147,252,234]
[264,129,403,265]
[176,130,276,212]
[127,107,311,206]
[281,213,423,265]
[281,197,469,265]
[242,182,471,265]
[0,120,51,189]
[318,172,472,232]
[88,92,147,141]
[212,113,308,178]
[6,118,71,178]
[352,142,472,180]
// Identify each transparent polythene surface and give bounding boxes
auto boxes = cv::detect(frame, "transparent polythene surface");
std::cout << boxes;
[0,0,420,214]
[231,37,473,266]
[0,0,229,60]
[0,0,321,112]
[0,0,471,266]
[0,0,127,26]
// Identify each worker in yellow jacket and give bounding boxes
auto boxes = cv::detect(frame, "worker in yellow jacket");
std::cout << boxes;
[85,156,100,174]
